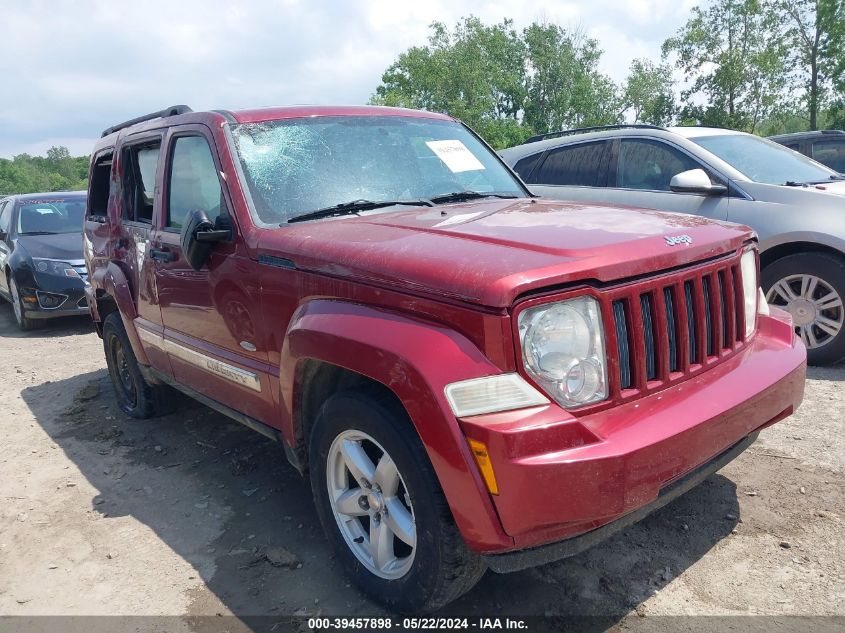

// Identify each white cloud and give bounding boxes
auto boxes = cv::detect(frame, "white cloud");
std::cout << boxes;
[0,136,95,158]
[0,0,692,158]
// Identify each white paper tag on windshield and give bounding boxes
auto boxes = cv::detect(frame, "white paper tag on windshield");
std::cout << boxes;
[425,140,486,173]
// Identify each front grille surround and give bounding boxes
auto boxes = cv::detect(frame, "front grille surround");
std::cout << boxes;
[603,251,751,402]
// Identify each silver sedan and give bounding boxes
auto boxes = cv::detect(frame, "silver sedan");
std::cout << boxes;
[501,126,845,365]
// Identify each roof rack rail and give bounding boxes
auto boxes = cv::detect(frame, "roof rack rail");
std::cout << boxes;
[101,105,193,137]
[820,129,845,135]
[525,123,665,144]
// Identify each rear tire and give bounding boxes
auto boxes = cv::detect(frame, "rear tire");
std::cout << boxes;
[762,252,845,366]
[309,390,486,612]
[102,312,171,418]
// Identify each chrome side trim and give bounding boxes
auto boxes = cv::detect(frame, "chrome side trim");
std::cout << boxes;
[137,327,163,347]
[136,327,262,393]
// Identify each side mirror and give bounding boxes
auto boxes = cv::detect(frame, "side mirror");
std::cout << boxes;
[180,209,232,271]
[669,169,728,196]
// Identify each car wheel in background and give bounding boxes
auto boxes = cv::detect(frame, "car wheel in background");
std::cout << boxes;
[763,252,845,365]
[8,275,39,331]
[309,390,486,612]
[102,312,172,417]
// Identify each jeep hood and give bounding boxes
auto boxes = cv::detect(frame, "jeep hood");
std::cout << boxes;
[258,199,752,308]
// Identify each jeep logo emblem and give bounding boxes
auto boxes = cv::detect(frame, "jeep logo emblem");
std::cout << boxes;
[664,234,693,246]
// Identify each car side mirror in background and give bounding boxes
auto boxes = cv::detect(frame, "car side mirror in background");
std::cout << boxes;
[180,209,232,271]
[669,169,728,196]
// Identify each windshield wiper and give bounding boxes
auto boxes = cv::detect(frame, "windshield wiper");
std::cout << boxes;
[429,190,519,205]
[286,198,435,224]
[19,231,58,235]
[785,174,845,186]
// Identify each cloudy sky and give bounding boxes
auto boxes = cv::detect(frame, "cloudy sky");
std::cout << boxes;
[0,0,696,158]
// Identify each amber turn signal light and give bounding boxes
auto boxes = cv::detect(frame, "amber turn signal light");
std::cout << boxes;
[467,438,499,495]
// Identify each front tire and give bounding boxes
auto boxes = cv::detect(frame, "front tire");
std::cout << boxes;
[8,275,39,331]
[102,312,170,418]
[309,391,486,612]
[763,253,845,366]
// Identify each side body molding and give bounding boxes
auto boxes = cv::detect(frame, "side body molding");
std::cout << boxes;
[279,299,514,551]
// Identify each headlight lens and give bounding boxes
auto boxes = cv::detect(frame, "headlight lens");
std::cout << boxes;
[740,249,758,338]
[518,296,607,408]
[32,258,80,278]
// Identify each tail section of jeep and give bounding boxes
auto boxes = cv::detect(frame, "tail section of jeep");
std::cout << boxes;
[83,105,806,612]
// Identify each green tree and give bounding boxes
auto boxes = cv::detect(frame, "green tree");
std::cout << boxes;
[0,146,88,196]
[819,0,845,126]
[522,23,621,134]
[774,0,845,129]
[662,0,789,132]
[371,17,530,148]
[622,58,677,125]
[370,17,622,147]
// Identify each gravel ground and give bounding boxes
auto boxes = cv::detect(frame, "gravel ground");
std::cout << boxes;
[0,303,842,629]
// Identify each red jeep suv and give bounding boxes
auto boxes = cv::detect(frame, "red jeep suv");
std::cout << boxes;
[83,105,806,611]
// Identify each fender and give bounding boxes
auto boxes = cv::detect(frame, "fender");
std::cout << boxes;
[279,299,514,551]
[92,261,150,366]
[759,230,845,257]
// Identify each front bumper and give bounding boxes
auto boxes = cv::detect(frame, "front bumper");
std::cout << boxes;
[19,281,89,320]
[460,311,806,554]
[484,431,758,572]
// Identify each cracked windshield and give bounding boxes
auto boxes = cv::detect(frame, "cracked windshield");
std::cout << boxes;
[231,116,525,224]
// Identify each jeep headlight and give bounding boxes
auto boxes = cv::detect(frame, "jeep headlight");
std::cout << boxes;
[518,296,607,409]
[740,249,758,338]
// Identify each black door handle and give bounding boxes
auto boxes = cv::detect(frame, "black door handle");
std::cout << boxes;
[149,248,176,263]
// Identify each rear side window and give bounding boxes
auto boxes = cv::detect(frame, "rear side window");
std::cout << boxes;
[88,152,113,221]
[617,139,701,191]
[166,135,224,230]
[122,142,161,223]
[512,152,543,181]
[531,141,609,186]
[812,140,845,173]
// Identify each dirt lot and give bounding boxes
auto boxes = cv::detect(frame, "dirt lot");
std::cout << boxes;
[0,303,843,628]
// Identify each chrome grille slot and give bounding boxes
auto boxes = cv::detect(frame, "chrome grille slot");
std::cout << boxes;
[664,287,679,372]
[702,276,714,356]
[718,271,729,349]
[684,281,698,364]
[640,293,657,381]
[612,300,632,390]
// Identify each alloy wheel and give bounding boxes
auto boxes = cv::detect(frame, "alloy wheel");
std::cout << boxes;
[766,273,844,349]
[326,429,416,579]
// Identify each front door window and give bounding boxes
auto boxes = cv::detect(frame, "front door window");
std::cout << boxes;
[617,139,701,191]
[167,136,225,230]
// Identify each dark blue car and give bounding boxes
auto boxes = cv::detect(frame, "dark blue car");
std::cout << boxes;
[0,191,88,330]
